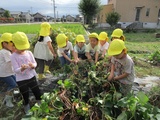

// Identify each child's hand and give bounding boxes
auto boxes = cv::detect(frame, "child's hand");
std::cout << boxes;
[74,58,80,63]
[21,64,29,71]
[70,59,74,63]
[113,76,119,80]
[28,62,35,69]
[53,53,57,58]
[108,74,114,81]
[101,55,104,59]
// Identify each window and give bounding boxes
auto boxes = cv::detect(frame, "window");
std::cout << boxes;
[146,8,150,17]
[158,9,160,17]
[135,8,141,21]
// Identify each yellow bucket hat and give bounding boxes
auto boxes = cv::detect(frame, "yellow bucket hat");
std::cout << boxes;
[76,35,85,43]
[98,32,108,41]
[56,34,67,48]
[108,39,126,56]
[111,28,125,41]
[89,33,99,40]
[12,32,30,50]
[0,33,12,49]
[39,22,51,36]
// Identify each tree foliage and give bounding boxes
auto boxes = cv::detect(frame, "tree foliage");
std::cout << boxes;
[78,0,102,24]
[3,10,11,18]
[106,12,121,27]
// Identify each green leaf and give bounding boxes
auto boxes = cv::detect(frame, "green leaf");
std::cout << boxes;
[139,106,147,112]
[137,92,149,105]
[156,114,160,120]
[57,80,63,85]
[64,79,72,88]
[117,111,127,120]
[98,99,103,104]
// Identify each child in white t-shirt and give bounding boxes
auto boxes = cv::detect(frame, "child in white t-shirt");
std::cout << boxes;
[74,35,87,63]
[34,22,57,80]
[0,33,17,108]
[98,32,109,59]
[85,33,100,64]
[56,33,75,67]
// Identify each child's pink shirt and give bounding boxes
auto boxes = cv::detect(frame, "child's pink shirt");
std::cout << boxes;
[10,50,37,82]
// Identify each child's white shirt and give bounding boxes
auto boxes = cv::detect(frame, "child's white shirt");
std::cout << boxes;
[57,41,73,57]
[99,42,109,54]
[34,36,53,60]
[0,49,14,77]
[85,43,100,56]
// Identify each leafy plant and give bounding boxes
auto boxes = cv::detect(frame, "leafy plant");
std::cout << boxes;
[106,12,121,28]
[29,59,160,120]
[148,51,160,65]
[148,84,160,108]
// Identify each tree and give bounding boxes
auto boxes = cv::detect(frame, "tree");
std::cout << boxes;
[106,12,121,28]
[78,0,102,24]
[3,10,11,18]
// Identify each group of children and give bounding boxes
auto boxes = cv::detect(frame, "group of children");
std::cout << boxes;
[56,27,134,95]
[0,32,41,115]
[56,32,109,65]
[0,22,135,115]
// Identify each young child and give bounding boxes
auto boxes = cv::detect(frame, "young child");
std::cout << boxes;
[34,22,57,80]
[85,32,100,64]
[108,28,125,70]
[74,35,87,62]
[10,32,42,115]
[111,28,125,41]
[56,33,75,67]
[107,40,134,95]
[0,33,17,107]
[98,32,109,59]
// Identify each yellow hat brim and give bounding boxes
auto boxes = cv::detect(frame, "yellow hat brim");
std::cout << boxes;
[108,49,123,56]
[98,37,108,41]
[89,34,99,39]
[58,42,66,48]
[15,43,30,50]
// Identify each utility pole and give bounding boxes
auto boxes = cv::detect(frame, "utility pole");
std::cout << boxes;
[52,0,56,23]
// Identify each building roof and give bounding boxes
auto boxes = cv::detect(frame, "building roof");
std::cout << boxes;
[10,11,21,15]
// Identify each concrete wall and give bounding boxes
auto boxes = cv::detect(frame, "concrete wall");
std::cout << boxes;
[98,0,160,28]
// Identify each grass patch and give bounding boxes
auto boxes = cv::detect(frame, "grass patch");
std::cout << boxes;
[0,23,86,35]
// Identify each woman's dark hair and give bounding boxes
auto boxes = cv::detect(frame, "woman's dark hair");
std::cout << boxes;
[38,36,44,42]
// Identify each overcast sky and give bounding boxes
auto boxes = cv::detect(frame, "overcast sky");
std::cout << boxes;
[0,0,108,17]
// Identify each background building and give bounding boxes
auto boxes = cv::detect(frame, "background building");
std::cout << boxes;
[98,0,160,29]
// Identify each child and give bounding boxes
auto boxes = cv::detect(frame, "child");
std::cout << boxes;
[107,40,134,95]
[85,32,100,64]
[111,28,125,41]
[34,22,57,80]
[74,35,87,62]
[56,33,75,67]
[0,33,17,107]
[108,28,125,69]
[10,32,42,115]
[98,32,109,59]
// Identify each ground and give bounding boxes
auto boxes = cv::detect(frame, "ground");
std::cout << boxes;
[0,74,60,120]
